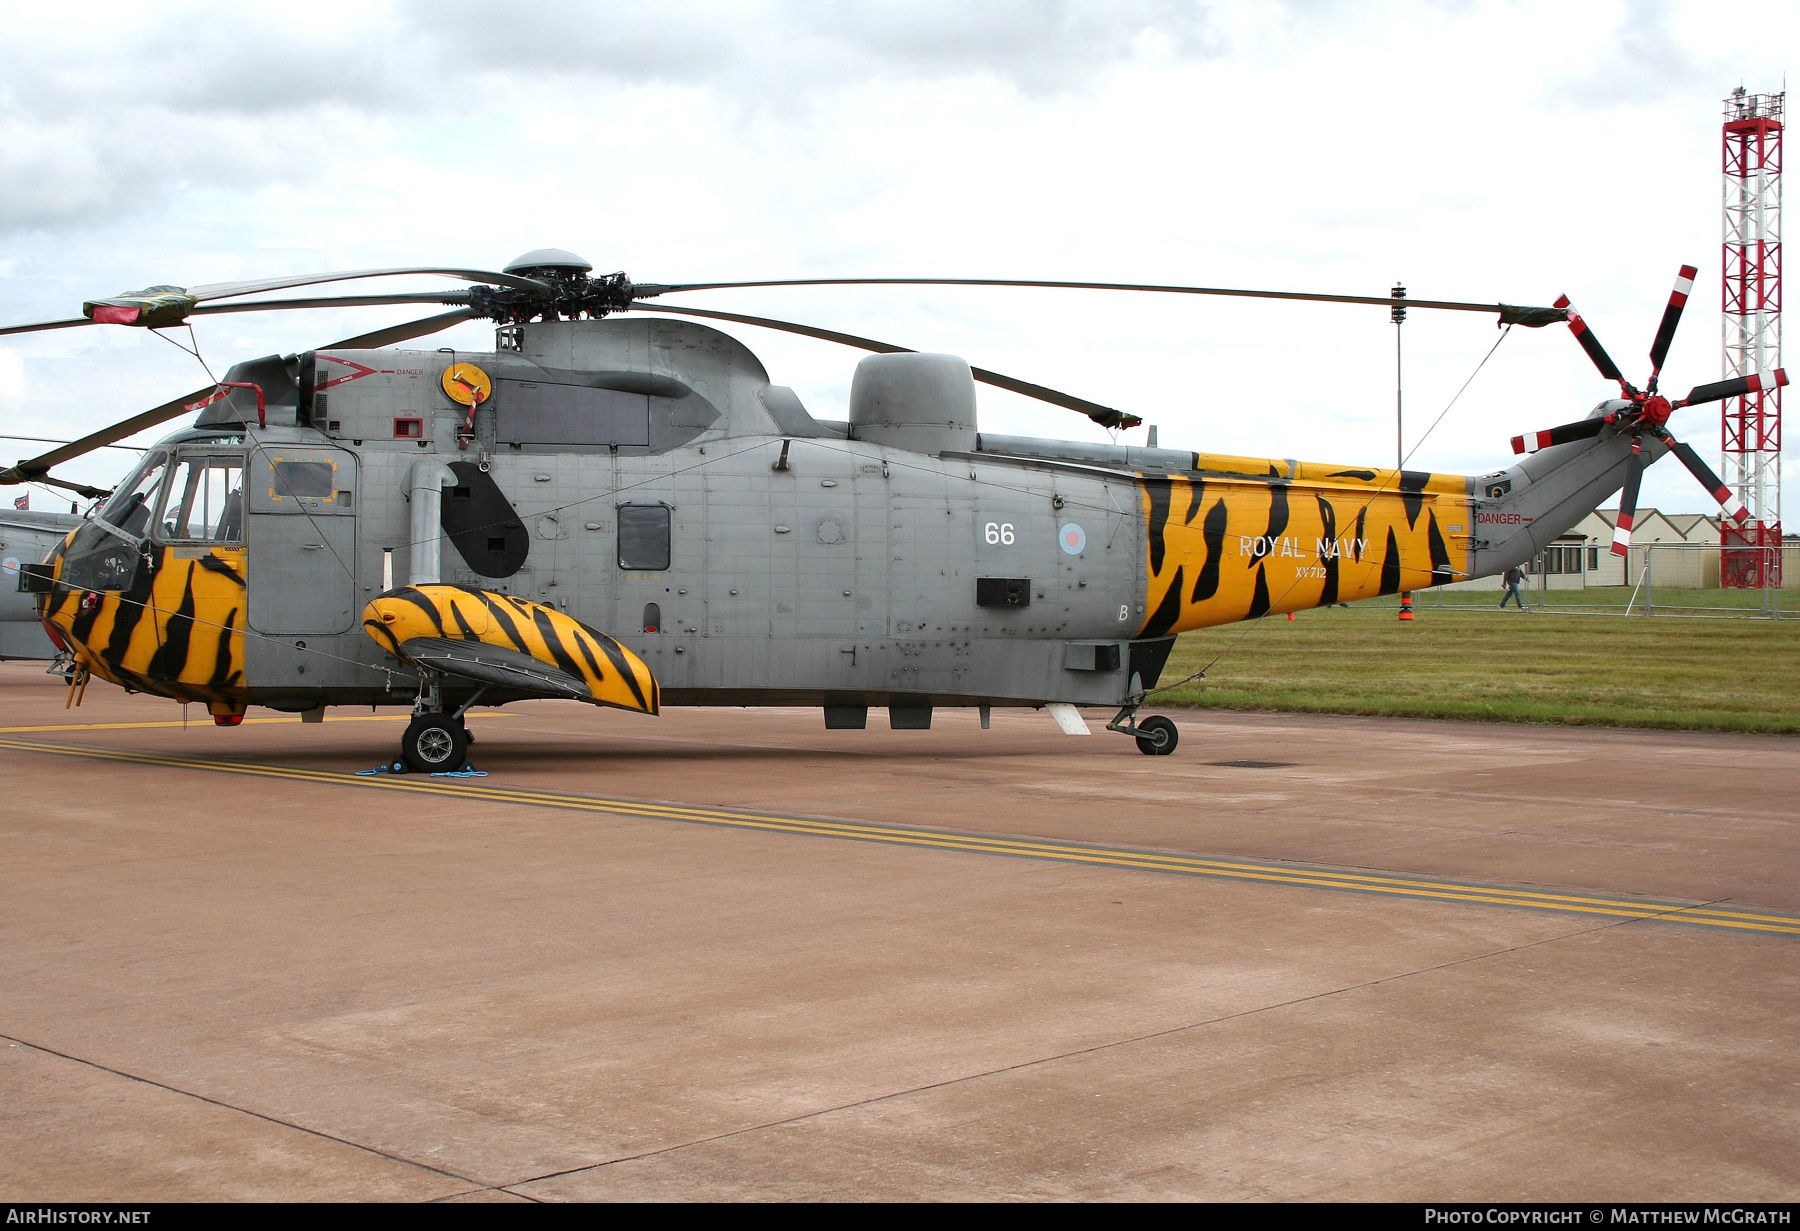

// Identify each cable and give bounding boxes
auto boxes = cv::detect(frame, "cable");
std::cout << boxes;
[1153,324,1516,695]
[418,320,1512,560]
[148,324,220,386]
[19,480,77,512]
[39,437,788,691]
[47,573,405,685]
[391,435,1133,559]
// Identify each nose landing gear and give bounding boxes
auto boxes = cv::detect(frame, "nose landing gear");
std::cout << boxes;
[400,672,483,773]
[402,713,470,773]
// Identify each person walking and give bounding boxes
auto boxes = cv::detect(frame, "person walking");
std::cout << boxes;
[1499,563,1526,609]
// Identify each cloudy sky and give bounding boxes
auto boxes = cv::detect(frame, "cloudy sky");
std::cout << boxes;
[1,0,1792,516]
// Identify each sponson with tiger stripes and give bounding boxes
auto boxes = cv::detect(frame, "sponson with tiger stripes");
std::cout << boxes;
[363,586,659,715]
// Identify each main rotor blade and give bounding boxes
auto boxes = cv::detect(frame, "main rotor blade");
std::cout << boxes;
[189,267,548,302]
[1647,265,1697,389]
[630,303,1143,430]
[1510,417,1608,454]
[4,290,478,339]
[0,315,96,338]
[642,278,1568,326]
[0,433,146,453]
[1680,368,1789,407]
[0,383,216,485]
[1664,437,1752,524]
[1554,295,1629,391]
[0,308,483,487]
[29,473,114,501]
[1611,438,1646,557]
[190,292,472,319]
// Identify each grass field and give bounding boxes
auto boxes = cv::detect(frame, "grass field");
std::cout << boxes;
[1154,590,1800,734]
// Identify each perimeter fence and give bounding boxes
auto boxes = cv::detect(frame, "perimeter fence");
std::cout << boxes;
[1385,545,1800,619]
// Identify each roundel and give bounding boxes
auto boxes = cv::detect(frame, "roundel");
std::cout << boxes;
[0,557,18,576]
[440,362,493,407]
[1058,523,1087,555]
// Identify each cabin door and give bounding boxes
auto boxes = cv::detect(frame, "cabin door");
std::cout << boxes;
[245,447,361,635]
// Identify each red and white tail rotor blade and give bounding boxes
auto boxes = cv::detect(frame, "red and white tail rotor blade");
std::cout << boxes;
[1555,294,1631,393]
[1611,437,1647,557]
[1663,438,1753,525]
[1646,265,1697,390]
[1510,417,1608,454]
[1679,368,1789,408]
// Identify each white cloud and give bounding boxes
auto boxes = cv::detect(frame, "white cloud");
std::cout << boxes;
[0,348,22,400]
[0,0,1793,518]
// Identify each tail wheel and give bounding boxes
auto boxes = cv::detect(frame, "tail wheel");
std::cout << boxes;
[402,714,469,773]
[1134,715,1179,756]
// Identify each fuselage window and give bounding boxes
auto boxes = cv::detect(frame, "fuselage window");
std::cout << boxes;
[618,504,671,571]
[271,460,335,500]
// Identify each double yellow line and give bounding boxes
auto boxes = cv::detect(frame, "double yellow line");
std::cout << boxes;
[3,735,1795,938]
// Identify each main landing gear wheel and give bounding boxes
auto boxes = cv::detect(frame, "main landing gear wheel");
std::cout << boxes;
[1134,715,1179,756]
[402,714,469,773]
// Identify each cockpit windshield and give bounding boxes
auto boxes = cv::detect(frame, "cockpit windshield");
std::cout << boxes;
[99,450,169,535]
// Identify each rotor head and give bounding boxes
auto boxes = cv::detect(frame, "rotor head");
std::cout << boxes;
[502,248,595,279]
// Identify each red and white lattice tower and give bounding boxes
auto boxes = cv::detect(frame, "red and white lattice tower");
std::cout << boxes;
[1721,87,1783,587]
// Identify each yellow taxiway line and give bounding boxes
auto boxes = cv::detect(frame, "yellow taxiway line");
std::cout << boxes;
[2,735,1794,938]
[0,714,511,734]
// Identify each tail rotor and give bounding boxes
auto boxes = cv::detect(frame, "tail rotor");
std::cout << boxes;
[1510,265,1785,555]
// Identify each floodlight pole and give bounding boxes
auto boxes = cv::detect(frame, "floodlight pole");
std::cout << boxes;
[1393,283,1406,467]
[1394,283,1414,619]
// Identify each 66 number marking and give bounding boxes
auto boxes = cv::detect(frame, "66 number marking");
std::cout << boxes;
[983,521,1015,545]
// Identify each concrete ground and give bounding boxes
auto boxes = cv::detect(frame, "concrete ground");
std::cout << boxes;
[1,659,1796,1202]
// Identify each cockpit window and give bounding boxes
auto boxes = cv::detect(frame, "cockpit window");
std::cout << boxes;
[157,456,245,543]
[99,451,169,536]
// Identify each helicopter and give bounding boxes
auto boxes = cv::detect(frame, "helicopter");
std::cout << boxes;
[1,504,85,658]
[1,251,1782,770]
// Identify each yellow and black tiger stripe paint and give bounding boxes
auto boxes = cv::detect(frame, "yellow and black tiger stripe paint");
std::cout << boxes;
[363,585,660,716]
[40,538,248,712]
[1138,454,1472,636]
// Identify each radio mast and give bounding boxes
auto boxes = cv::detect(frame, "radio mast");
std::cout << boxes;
[1721,87,1784,587]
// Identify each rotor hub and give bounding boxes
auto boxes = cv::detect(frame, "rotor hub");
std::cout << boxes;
[470,251,637,325]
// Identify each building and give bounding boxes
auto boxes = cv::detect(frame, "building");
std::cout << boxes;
[1438,509,1723,591]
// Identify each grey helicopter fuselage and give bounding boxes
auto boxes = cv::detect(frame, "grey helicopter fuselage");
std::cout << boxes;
[29,313,1658,733]
[270,314,1164,714]
[37,317,1188,721]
